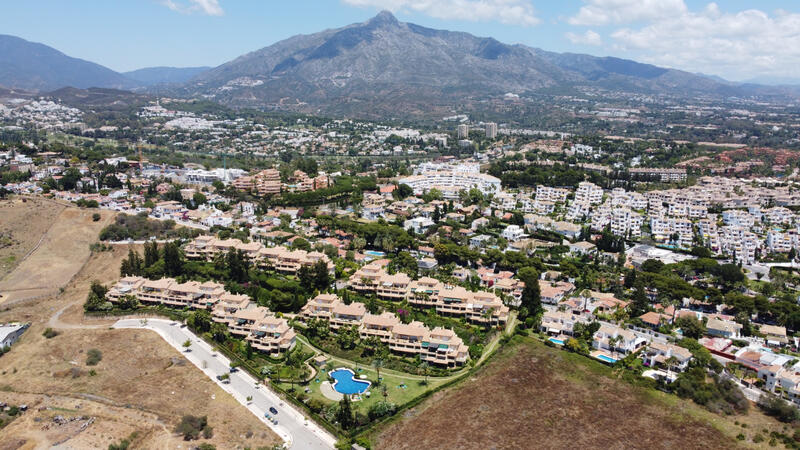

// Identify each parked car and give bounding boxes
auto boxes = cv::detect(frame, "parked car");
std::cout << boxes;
[269,406,278,415]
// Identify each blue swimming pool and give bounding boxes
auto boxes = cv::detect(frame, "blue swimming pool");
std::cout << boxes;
[549,337,565,345]
[596,354,617,364]
[364,250,386,258]
[330,368,371,394]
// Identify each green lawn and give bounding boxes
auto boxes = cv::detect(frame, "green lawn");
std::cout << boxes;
[275,361,449,413]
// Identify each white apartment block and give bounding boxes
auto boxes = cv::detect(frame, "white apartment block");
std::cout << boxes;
[575,182,603,205]
[719,226,760,264]
[766,230,799,254]
[535,185,569,203]
[398,171,501,199]
[649,216,693,247]
[722,210,756,228]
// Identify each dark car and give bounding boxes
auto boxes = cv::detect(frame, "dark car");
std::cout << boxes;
[269,406,278,415]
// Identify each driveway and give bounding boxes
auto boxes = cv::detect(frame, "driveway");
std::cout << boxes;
[113,318,336,450]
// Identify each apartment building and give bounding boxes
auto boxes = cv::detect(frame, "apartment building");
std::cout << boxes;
[253,168,281,195]
[348,263,410,300]
[766,230,799,253]
[575,181,603,205]
[406,278,509,325]
[398,171,501,199]
[107,276,295,355]
[301,294,469,366]
[719,226,760,264]
[107,276,226,309]
[183,236,334,275]
[535,185,569,203]
[649,216,693,247]
[484,122,497,139]
[629,168,687,182]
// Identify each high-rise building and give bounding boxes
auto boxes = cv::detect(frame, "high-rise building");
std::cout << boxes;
[457,124,469,139]
[485,122,497,139]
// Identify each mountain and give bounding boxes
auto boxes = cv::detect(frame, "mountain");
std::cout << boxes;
[182,11,789,118]
[123,66,211,86]
[44,87,152,110]
[0,34,137,91]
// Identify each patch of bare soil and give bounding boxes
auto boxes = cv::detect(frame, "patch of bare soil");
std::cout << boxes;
[375,338,735,450]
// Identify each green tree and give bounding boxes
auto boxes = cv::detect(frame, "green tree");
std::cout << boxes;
[675,315,706,339]
[144,241,160,267]
[336,396,355,429]
[162,241,183,276]
[518,267,542,319]
[372,358,384,384]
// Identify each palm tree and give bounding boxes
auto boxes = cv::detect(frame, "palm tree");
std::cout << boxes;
[665,355,679,379]
[419,362,430,385]
[372,358,385,385]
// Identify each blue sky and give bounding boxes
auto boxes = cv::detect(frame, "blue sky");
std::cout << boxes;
[1,1,798,82]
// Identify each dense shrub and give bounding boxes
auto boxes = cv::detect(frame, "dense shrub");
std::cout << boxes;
[174,415,213,441]
[759,394,800,423]
[86,349,103,366]
[99,213,199,241]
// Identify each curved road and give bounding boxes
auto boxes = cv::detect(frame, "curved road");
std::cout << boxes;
[113,318,336,450]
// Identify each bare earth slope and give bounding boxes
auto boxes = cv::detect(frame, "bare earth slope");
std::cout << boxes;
[0,197,64,280]
[0,199,113,303]
[375,337,735,450]
[0,201,281,448]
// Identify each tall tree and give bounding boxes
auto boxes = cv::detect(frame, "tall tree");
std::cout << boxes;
[144,241,160,267]
[336,396,355,429]
[162,241,183,277]
[518,267,542,319]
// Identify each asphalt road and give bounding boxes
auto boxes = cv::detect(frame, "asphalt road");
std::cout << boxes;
[113,318,336,450]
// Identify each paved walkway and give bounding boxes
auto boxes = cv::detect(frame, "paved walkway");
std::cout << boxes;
[319,381,343,401]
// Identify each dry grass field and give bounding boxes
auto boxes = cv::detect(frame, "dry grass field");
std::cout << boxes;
[0,199,281,449]
[0,198,115,303]
[373,336,790,450]
[0,197,65,280]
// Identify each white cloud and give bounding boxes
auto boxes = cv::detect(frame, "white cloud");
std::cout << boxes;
[608,4,800,80]
[565,30,602,46]
[162,0,223,16]
[569,0,687,26]
[342,0,540,26]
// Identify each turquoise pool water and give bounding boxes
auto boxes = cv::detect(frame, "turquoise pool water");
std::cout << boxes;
[596,354,617,364]
[330,368,371,394]
[364,250,386,258]
[549,337,565,345]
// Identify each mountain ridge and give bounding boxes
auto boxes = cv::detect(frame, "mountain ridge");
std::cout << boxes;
[181,11,796,117]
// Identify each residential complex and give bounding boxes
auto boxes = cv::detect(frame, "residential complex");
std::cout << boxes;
[106,276,296,355]
[184,236,334,274]
[348,265,509,325]
[300,293,470,366]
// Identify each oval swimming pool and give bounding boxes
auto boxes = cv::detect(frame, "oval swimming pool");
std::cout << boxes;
[330,368,371,394]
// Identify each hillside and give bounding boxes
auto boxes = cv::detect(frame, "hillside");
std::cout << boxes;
[0,34,136,91]
[181,11,787,117]
[123,66,210,86]
[372,337,781,449]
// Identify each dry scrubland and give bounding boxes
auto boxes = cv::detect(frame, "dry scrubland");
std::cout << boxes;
[0,199,281,449]
[374,337,792,450]
[0,198,114,303]
[0,197,65,281]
